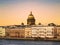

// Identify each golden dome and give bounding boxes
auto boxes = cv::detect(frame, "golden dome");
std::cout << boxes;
[27,11,35,25]
[28,11,34,19]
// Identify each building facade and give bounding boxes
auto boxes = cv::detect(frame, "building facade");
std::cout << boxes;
[0,27,5,37]
[56,26,60,39]
[31,25,57,38]
[45,26,57,38]
[25,26,32,38]
[5,27,25,38]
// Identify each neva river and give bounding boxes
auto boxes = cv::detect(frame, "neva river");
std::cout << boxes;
[0,39,60,45]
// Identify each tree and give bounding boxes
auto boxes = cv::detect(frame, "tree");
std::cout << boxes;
[48,23,56,26]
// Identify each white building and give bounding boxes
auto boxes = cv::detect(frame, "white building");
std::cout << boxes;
[25,26,32,38]
[31,25,56,38]
[0,27,5,37]
[31,25,45,38]
[56,26,60,39]
[45,26,56,38]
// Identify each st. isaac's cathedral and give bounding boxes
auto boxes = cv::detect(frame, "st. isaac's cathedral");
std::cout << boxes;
[27,11,55,26]
[0,11,60,40]
[19,11,57,27]
[27,12,35,25]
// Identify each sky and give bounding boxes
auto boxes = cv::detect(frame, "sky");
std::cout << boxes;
[0,0,60,26]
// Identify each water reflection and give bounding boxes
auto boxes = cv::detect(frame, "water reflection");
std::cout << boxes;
[0,39,60,45]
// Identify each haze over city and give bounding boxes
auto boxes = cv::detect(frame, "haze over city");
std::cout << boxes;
[0,0,60,26]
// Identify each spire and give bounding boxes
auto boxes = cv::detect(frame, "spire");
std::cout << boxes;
[30,11,33,15]
[30,11,32,14]
[28,11,34,19]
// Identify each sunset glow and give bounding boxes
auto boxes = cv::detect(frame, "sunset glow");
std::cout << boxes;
[0,0,60,26]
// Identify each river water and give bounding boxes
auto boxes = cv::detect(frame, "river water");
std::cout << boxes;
[0,39,60,45]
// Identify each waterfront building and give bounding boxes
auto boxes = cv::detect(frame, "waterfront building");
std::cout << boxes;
[56,25,60,39]
[31,25,41,38]
[31,25,46,38]
[31,25,56,38]
[5,26,25,38]
[25,26,32,38]
[27,12,35,25]
[45,26,57,38]
[0,27,5,37]
[1,11,59,40]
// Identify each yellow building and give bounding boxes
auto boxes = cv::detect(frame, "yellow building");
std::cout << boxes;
[5,26,25,38]
[0,27,5,37]
[25,26,32,38]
